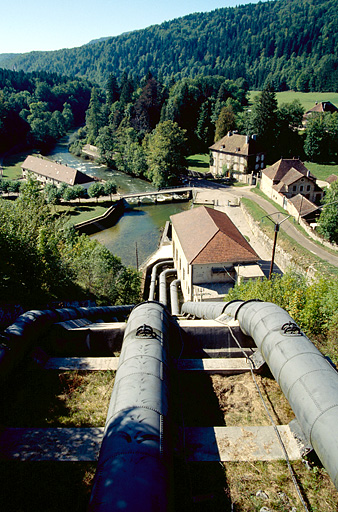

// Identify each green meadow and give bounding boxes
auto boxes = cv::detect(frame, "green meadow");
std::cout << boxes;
[249,90,338,111]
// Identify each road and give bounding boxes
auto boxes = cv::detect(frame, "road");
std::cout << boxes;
[192,179,338,268]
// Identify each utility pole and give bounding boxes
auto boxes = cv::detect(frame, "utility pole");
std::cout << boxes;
[260,212,290,280]
[269,223,280,280]
[135,242,139,272]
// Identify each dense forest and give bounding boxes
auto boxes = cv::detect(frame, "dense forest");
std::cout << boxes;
[0,68,91,153]
[70,73,255,187]
[1,0,338,91]
[71,73,316,186]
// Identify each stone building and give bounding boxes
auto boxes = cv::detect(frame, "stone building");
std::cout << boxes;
[170,206,263,302]
[260,158,324,208]
[209,132,265,180]
[21,155,96,189]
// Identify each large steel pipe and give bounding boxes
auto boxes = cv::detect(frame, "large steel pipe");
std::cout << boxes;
[0,305,134,379]
[159,268,177,306]
[181,301,228,319]
[169,279,181,316]
[88,301,175,511]
[182,300,338,490]
[148,260,173,301]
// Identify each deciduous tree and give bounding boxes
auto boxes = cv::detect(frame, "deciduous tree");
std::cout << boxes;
[317,180,338,243]
[144,121,187,188]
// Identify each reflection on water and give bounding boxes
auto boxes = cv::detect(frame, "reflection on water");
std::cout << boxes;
[90,202,191,267]
[50,136,190,267]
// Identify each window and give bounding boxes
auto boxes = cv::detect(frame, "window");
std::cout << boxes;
[307,185,311,191]
[293,185,297,191]
[300,185,304,192]
[183,269,185,280]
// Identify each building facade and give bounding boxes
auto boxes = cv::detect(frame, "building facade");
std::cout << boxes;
[21,155,96,189]
[170,206,262,302]
[209,132,265,178]
[260,158,324,207]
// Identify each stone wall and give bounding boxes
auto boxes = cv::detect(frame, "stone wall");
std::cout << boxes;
[240,204,308,277]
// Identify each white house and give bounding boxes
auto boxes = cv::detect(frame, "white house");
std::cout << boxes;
[260,158,324,208]
[21,155,96,190]
[170,206,263,302]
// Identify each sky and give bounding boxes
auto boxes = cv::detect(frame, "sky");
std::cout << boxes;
[1,0,260,54]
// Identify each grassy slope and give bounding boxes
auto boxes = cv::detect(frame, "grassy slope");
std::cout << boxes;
[249,90,338,110]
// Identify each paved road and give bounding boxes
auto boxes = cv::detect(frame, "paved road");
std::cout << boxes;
[237,187,338,267]
[192,179,338,268]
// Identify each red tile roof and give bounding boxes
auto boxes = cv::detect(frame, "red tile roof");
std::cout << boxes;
[289,194,318,216]
[209,132,264,156]
[327,174,338,184]
[170,206,259,265]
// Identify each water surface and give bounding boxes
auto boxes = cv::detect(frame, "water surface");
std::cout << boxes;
[50,137,190,266]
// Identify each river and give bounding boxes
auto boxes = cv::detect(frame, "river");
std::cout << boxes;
[49,137,191,267]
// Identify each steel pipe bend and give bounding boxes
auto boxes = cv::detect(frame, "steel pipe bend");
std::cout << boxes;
[169,279,181,316]
[182,299,338,490]
[148,260,173,301]
[159,268,177,306]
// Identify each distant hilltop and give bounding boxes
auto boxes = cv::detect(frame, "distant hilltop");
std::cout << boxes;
[0,0,338,92]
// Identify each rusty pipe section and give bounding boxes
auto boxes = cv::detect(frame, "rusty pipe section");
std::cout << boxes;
[181,300,338,490]
[88,301,175,511]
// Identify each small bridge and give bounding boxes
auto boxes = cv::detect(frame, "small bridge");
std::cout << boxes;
[120,186,193,203]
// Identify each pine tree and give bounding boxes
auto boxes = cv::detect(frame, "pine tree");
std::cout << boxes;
[250,84,279,162]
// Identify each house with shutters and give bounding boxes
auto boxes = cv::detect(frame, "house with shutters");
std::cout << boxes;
[21,155,96,190]
[209,131,265,181]
[170,206,263,302]
[260,158,324,208]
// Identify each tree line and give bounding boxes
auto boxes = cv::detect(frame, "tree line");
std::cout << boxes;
[75,73,338,185]
[1,0,337,92]
[0,68,91,154]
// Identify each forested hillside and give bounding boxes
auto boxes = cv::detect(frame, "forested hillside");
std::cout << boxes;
[0,68,91,153]
[1,0,338,91]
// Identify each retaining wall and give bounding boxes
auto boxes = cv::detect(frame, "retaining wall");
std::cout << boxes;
[75,198,126,235]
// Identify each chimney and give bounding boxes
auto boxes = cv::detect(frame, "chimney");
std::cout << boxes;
[227,131,232,137]
[252,134,257,141]
[246,135,250,144]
